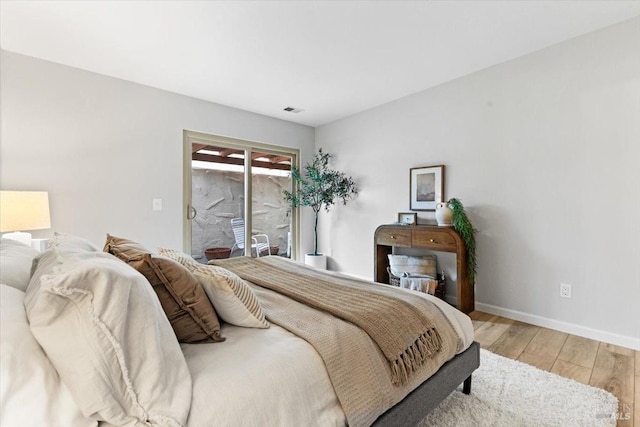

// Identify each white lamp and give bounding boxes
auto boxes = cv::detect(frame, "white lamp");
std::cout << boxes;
[0,191,51,246]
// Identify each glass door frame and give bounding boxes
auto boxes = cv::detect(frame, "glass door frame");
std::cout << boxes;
[183,129,300,260]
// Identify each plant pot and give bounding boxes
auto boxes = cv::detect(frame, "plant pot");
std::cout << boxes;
[204,247,232,260]
[305,253,327,269]
[259,245,280,256]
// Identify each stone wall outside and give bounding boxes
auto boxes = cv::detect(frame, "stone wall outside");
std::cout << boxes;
[191,168,291,260]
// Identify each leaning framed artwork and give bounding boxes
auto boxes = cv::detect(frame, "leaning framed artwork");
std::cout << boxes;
[410,165,444,211]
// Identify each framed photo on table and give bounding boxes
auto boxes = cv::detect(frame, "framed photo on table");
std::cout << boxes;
[398,212,417,225]
[410,165,444,211]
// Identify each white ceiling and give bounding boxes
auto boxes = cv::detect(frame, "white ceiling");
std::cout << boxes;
[2,1,640,127]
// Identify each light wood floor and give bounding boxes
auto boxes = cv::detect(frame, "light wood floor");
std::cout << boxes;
[470,311,638,427]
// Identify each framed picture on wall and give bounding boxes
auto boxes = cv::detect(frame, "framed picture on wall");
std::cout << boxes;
[410,165,444,211]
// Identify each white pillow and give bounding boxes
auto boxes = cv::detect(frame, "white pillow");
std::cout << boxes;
[25,248,192,426]
[50,232,100,252]
[0,238,39,291]
[26,233,100,293]
[159,248,269,329]
[0,284,96,427]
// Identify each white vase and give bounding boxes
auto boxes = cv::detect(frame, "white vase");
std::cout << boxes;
[435,202,453,226]
[305,253,327,269]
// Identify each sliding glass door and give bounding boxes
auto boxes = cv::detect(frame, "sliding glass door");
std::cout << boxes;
[250,150,294,258]
[183,130,299,263]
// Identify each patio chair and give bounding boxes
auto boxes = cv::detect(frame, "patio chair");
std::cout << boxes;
[230,218,271,257]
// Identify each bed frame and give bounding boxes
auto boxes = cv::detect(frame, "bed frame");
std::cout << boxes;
[372,341,480,426]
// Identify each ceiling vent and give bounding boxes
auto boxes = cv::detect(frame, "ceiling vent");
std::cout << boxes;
[283,106,304,113]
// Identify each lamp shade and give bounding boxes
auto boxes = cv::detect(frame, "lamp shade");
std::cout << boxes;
[0,191,51,232]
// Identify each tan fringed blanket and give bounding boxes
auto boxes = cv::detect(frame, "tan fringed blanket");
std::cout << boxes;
[248,283,459,427]
[211,256,448,385]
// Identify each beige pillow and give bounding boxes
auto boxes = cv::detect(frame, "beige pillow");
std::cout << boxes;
[105,235,224,343]
[24,248,192,426]
[0,284,95,427]
[159,249,269,329]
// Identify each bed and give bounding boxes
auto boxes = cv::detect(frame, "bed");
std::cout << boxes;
[183,323,479,427]
[0,235,479,427]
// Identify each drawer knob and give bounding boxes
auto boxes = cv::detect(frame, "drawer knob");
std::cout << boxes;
[390,235,396,239]
[430,239,435,243]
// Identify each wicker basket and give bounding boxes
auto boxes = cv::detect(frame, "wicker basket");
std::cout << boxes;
[387,267,446,300]
[204,247,232,260]
[387,267,402,287]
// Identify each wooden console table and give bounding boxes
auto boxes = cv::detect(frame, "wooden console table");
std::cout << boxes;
[374,224,474,314]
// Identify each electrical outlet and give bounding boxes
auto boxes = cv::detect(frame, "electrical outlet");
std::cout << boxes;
[560,283,572,299]
[152,198,162,211]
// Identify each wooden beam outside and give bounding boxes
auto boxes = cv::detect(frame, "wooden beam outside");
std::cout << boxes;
[195,146,290,165]
[192,152,291,171]
[191,143,209,153]
[269,156,292,164]
[217,148,243,158]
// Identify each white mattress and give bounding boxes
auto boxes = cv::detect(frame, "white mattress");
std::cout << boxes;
[182,290,474,427]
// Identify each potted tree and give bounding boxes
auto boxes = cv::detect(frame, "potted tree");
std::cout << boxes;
[283,149,358,269]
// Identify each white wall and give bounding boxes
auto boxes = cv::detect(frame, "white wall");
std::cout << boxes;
[0,51,315,256]
[316,18,640,348]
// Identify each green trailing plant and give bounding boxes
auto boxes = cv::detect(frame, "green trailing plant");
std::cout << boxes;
[448,198,477,283]
[283,149,358,256]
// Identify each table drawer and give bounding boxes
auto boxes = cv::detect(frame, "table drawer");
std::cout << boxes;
[376,228,412,247]
[412,229,457,251]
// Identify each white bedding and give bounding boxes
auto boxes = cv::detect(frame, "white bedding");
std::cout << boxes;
[182,323,346,427]
[182,289,474,427]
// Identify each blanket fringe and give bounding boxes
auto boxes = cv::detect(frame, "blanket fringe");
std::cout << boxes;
[391,328,443,385]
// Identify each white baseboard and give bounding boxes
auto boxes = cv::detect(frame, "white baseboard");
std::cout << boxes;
[348,280,639,351]
[473,301,640,351]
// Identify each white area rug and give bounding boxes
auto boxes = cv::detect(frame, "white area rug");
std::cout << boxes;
[419,349,618,427]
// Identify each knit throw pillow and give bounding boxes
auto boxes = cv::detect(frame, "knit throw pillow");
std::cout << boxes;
[159,249,269,329]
